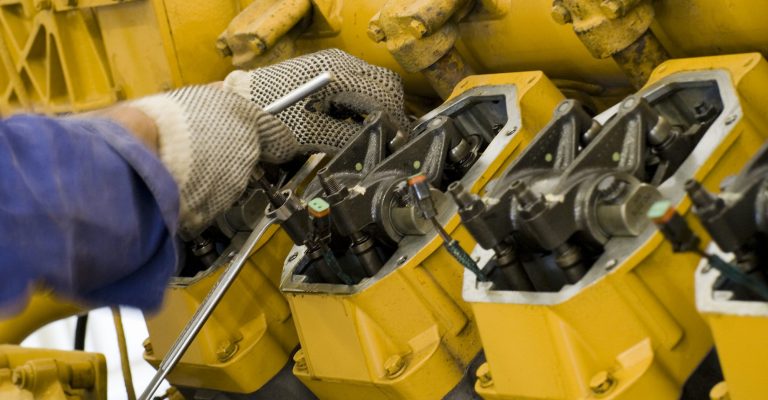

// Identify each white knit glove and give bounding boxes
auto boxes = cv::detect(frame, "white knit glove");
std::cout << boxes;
[223,49,410,153]
[131,85,299,235]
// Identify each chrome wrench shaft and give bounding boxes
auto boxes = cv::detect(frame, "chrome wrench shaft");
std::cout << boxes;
[139,72,333,400]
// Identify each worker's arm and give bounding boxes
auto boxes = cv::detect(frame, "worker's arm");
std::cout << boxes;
[0,114,180,313]
[0,49,407,314]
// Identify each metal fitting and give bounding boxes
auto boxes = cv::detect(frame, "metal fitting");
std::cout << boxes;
[476,362,493,387]
[510,180,546,217]
[408,18,428,38]
[596,175,627,203]
[216,341,239,363]
[142,338,153,355]
[215,38,233,58]
[11,365,32,389]
[367,22,386,42]
[551,2,572,24]
[247,37,267,56]
[709,381,730,400]
[600,0,622,18]
[589,370,616,395]
[383,354,407,378]
[685,180,724,219]
[68,361,96,389]
[293,349,307,371]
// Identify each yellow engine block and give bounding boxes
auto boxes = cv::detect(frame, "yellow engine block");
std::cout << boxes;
[279,71,564,399]
[463,53,768,400]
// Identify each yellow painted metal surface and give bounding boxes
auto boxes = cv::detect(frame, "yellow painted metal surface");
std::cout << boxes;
[469,53,768,400]
[0,291,82,345]
[285,71,565,399]
[2,0,768,113]
[0,345,106,400]
[0,0,242,115]
[144,225,299,393]
[223,0,768,97]
[702,310,768,400]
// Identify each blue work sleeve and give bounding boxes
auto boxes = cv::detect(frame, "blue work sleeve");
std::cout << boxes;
[0,115,180,312]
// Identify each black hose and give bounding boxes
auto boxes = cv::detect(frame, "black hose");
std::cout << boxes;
[74,313,88,351]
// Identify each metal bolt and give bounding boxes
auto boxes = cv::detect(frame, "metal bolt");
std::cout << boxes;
[709,381,730,400]
[383,354,407,378]
[476,362,493,387]
[589,370,616,395]
[216,341,239,363]
[11,365,32,389]
[605,259,618,270]
[367,22,386,43]
[408,18,428,38]
[68,362,96,389]
[288,252,298,262]
[396,255,408,265]
[215,39,233,58]
[600,0,622,18]
[725,114,738,125]
[596,175,627,202]
[293,349,307,371]
[248,37,267,56]
[551,3,572,24]
[142,338,154,355]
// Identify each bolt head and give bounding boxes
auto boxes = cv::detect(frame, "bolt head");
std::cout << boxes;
[142,338,153,355]
[476,362,493,387]
[709,381,729,400]
[293,349,307,371]
[600,0,622,18]
[589,370,616,395]
[216,341,239,363]
[216,39,233,58]
[247,37,267,56]
[367,23,386,43]
[551,4,572,25]
[11,366,32,389]
[408,19,428,38]
[383,354,406,378]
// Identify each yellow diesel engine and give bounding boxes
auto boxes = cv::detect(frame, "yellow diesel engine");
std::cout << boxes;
[3,1,768,400]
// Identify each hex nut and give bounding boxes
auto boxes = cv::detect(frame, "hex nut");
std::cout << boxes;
[142,338,153,356]
[216,341,239,363]
[293,349,307,371]
[476,362,493,387]
[367,23,386,43]
[589,370,616,395]
[551,3,572,25]
[383,354,407,378]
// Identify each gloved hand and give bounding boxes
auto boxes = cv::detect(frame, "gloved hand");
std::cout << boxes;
[133,49,408,236]
[130,85,299,236]
[223,48,410,153]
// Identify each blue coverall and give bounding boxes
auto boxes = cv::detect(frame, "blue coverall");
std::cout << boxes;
[0,115,179,313]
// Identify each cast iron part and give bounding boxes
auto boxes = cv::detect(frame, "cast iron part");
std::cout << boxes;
[285,95,508,285]
[685,142,768,300]
[455,81,724,292]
